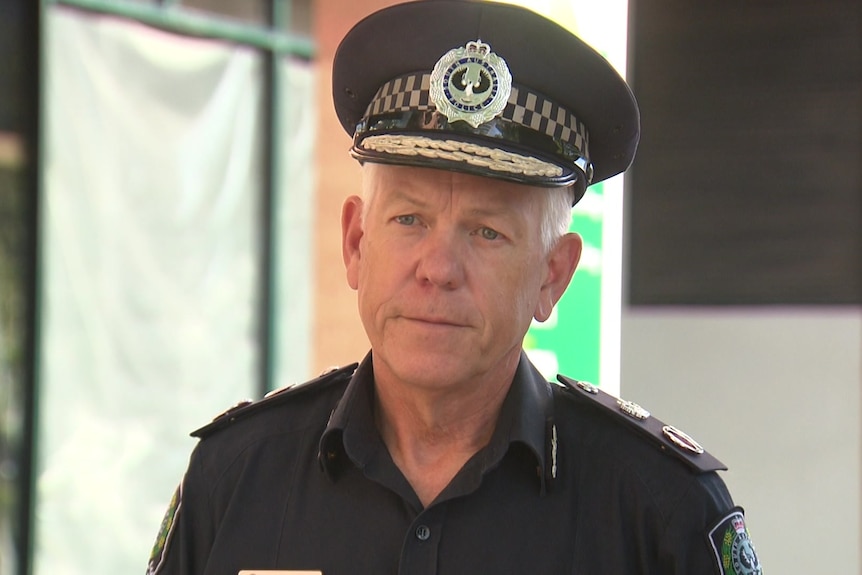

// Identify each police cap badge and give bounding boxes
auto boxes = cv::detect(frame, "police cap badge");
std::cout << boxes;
[332,0,640,205]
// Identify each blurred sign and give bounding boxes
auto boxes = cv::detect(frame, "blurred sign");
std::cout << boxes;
[512,0,628,395]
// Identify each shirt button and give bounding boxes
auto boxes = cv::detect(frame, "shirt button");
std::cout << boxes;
[415,525,431,541]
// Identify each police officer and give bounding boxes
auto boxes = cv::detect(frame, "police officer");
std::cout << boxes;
[148,1,762,573]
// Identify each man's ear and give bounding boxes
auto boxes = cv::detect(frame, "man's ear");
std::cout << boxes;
[534,232,583,322]
[341,195,364,290]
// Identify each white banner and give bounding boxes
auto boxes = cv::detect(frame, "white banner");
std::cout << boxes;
[39,7,314,574]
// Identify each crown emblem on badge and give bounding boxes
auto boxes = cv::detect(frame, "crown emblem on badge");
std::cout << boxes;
[429,39,513,128]
[464,39,490,58]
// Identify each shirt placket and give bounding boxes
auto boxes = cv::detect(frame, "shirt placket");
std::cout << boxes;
[398,503,447,575]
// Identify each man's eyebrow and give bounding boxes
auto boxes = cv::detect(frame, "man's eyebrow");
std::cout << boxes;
[381,185,522,220]
[464,204,514,218]
[463,198,527,222]
[383,187,427,207]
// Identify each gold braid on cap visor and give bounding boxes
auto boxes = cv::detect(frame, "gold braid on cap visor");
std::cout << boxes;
[352,72,593,185]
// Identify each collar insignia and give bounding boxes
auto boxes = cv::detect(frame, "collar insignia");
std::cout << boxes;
[429,39,512,128]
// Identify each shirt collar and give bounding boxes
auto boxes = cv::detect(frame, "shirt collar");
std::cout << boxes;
[318,351,378,477]
[318,350,557,493]
[499,350,557,493]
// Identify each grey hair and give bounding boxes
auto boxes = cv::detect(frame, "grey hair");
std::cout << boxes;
[540,186,574,253]
[360,165,573,255]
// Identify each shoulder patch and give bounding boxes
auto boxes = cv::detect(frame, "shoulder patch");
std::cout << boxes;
[556,374,727,474]
[191,363,359,439]
[708,508,763,575]
[147,482,182,575]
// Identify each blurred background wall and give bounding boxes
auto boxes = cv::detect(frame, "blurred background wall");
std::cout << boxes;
[0,0,859,574]
[622,2,861,572]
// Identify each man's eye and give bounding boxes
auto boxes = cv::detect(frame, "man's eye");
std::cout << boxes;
[394,215,416,226]
[479,227,500,240]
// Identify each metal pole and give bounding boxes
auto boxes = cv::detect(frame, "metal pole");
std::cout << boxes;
[19,1,43,573]
[257,0,289,396]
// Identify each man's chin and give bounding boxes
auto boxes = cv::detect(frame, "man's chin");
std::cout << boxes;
[374,347,480,388]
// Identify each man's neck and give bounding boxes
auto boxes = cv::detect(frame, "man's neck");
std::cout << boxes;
[372,356,518,507]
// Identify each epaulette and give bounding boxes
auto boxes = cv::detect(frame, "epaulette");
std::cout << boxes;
[556,374,727,474]
[191,363,359,439]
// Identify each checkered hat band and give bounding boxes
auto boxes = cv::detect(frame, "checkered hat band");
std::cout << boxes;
[365,73,589,155]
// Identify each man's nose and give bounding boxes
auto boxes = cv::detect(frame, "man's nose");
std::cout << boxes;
[415,227,466,289]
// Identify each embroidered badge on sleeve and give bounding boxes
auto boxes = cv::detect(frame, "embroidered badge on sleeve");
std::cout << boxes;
[147,482,183,575]
[708,508,762,575]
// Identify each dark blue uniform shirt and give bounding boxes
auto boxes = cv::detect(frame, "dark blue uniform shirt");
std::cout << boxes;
[149,351,753,575]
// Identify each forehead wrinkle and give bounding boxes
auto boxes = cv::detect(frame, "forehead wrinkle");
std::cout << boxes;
[379,171,456,213]
[385,187,429,207]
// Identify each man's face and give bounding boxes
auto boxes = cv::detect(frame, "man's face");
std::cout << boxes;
[342,164,580,391]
